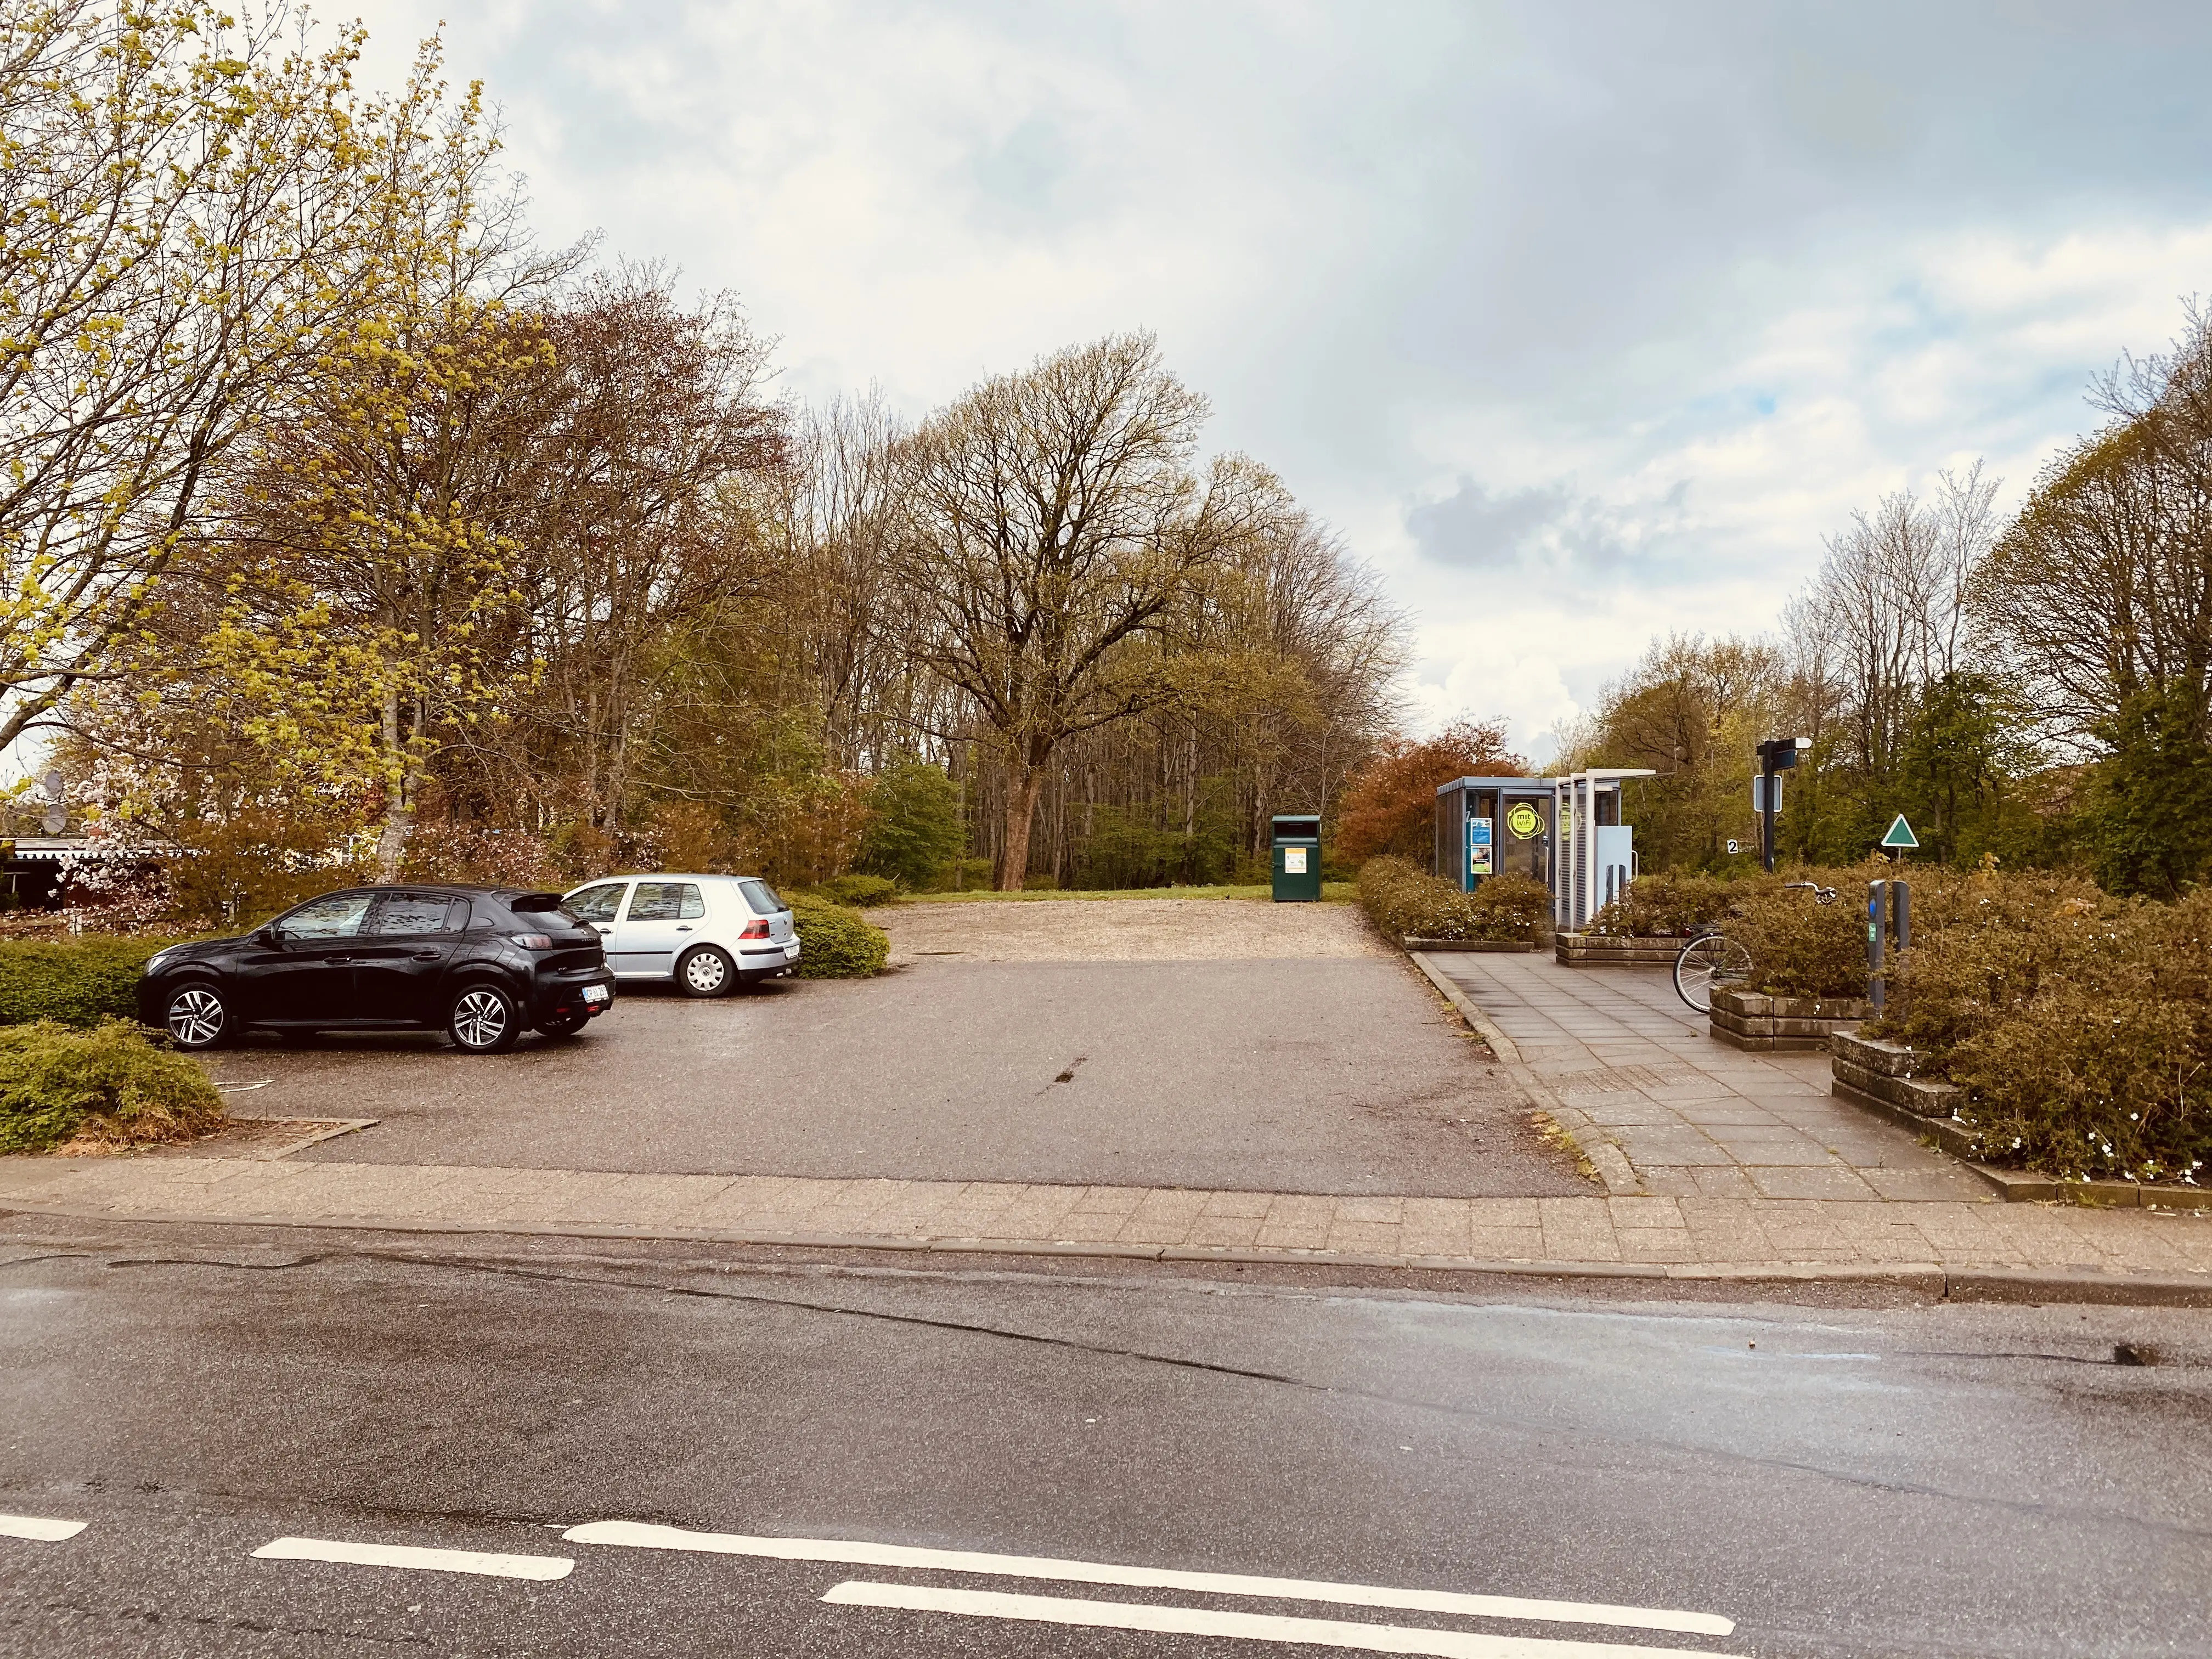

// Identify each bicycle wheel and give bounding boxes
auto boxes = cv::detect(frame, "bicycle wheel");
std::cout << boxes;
[1673,932,1752,1013]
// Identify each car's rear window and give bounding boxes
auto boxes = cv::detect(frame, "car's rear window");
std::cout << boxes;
[628,881,706,921]
[364,893,466,935]
[738,879,783,914]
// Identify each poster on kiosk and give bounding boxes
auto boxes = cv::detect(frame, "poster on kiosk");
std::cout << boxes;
[1468,816,1493,879]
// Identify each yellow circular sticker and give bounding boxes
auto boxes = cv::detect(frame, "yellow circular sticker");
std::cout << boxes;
[1506,802,1542,839]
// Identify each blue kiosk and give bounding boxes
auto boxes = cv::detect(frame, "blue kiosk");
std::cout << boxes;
[1432,776,1556,893]
[1434,768,1657,929]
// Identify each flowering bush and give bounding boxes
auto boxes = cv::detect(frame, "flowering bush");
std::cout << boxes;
[1878,875,2209,1184]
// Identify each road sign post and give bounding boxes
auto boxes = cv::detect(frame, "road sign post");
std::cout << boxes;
[1754,737,1812,873]
[1881,815,1918,861]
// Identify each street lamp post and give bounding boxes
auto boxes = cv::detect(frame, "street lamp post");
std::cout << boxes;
[1754,737,1812,874]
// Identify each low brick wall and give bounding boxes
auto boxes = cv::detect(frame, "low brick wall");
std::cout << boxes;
[1555,932,1686,968]
[1828,1031,2212,1209]
[1830,1031,1976,1158]
[1404,936,1536,953]
[1709,988,1871,1052]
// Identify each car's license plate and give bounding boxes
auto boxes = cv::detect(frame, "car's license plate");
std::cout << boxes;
[582,984,610,1005]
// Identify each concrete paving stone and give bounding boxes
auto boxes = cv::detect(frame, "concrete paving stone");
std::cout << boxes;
[1746,1166,1882,1200]
[1634,1167,1704,1197]
[1708,1143,1847,1169]
[1463,1198,1542,1228]
[1610,1130,1735,1167]
[1686,1166,1766,1200]
[1055,1212,1144,1243]
[1126,1188,1211,1221]
[1864,1168,1991,1200]
[1325,1222,1408,1252]
[1333,1196,1407,1224]
[1068,1186,1149,1215]
[1262,1193,1340,1222]
[1197,1190,1276,1220]
[1582,1101,1691,1127]
[1116,1215,1206,1245]
[1606,1196,1688,1228]
[1461,1227,1544,1259]
[1614,1229,1702,1264]
[1180,1216,1266,1248]
[1639,1084,1751,1105]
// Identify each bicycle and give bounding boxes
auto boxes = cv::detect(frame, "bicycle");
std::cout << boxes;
[1671,881,1836,1013]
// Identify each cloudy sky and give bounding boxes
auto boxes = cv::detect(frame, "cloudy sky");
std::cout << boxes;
[349,0,2212,763]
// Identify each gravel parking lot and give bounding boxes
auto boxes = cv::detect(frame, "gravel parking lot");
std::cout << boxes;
[207,900,1589,1198]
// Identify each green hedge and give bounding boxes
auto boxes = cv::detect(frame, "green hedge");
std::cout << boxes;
[0,935,193,1027]
[815,873,901,908]
[1356,857,1548,944]
[0,1018,224,1154]
[1589,872,1750,937]
[1875,872,2208,1184]
[790,895,890,978]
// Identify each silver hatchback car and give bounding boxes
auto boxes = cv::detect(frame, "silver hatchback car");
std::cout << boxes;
[560,873,800,996]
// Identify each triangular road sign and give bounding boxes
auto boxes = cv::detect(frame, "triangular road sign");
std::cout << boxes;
[1881,814,1918,849]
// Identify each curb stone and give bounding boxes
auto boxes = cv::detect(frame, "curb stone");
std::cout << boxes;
[6,1199,2208,1305]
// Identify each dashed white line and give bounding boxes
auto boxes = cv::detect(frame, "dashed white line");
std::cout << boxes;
[0,1514,87,1542]
[252,1537,573,1581]
[563,1520,1731,1637]
[821,1581,1735,1658]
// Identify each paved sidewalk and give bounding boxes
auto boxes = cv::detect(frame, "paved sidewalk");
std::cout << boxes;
[1424,951,1990,1203]
[3,1150,2209,1288]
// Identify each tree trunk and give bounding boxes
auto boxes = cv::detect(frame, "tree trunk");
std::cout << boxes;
[375,689,413,883]
[998,760,1049,890]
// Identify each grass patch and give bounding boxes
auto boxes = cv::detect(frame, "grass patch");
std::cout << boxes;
[0,1019,224,1154]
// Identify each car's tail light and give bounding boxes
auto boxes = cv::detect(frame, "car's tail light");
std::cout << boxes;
[738,918,770,940]
[510,933,554,950]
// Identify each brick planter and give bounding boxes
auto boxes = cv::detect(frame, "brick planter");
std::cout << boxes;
[1830,1030,1973,1154]
[1709,988,1871,1052]
[1555,932,1687,968]
[1828,1031,2212,1209]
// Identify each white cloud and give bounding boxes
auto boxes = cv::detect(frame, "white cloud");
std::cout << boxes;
[341,0,2212,755]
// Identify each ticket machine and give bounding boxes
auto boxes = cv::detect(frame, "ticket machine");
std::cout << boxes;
[1432,777,1557,892]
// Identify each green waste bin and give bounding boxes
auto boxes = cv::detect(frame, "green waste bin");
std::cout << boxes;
[1270,815,1322,902]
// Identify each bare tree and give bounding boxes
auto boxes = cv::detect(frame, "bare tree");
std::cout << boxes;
[890,333,1264,888]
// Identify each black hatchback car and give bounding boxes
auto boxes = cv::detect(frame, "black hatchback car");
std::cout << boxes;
[137,887,616,1054]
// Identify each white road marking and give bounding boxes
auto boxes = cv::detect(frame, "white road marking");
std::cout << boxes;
[0,1514,87,1542]
[252,1537,573,1580]
[563,1521,1731,1637]
[821,1581,1735,1658]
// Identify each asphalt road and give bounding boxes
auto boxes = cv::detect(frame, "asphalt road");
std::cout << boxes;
[3,1219,2208,1658]
[208,958,1587,1196]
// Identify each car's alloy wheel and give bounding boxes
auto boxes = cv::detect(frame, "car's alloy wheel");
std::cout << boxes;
[678,946,732,998]
[449,985,520,1053]
[166,985,228,1050]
